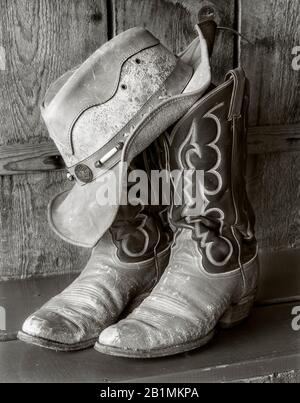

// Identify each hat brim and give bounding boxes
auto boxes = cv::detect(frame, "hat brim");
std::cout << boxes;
[49,27,211,248]
[49,164,124,248]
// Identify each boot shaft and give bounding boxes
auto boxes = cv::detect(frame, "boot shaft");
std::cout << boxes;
[110,138,173,264]
[168,68,257,274]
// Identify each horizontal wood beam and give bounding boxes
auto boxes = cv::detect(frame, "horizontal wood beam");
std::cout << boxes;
[0,124,299,175]
[248,124,300,155]
[0,143,64,175]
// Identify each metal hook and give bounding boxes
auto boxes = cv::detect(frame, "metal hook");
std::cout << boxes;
[217,27,254,46]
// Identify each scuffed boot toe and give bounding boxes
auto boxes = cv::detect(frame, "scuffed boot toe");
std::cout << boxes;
[95,310,200,359]
[98,326,122,348]
[96,320,157,358]
[18,309,96,351]
[95,302,218,359]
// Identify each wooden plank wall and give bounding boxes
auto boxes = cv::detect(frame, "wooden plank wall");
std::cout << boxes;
[0,0,236,280]
[112,0,235,82]
[241,0,300,253]
[0,0,298,280]
[0,0,108,279]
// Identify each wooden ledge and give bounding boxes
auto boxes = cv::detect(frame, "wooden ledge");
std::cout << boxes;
[0,124,299,175]
[0,303,299,383]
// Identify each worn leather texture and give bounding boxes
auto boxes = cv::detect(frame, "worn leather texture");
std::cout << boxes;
[99,230,259,356]
[20,141,173,350]
[169,70,257,274]
[21,233,171,348]
[98,68,259,358]
[42,27,160,161]
[67,60,194,186]
[47,25,212,248]
[46,43,181,167]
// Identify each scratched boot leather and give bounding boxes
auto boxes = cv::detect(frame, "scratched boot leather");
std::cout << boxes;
[18,25,212,351]
[18,141,173,351]
[96,68,260,358]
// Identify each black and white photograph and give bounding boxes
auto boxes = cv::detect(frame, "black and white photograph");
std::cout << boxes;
[0,0,299,386]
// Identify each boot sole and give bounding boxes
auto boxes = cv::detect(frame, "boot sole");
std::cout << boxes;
[95,330,216,359]
[94,294,256,359]
[17,331,97,352]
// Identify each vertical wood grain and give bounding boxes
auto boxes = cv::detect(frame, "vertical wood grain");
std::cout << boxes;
[1,0,298,280]
[112,0,236,83]
[240,0,300,125]
[240,0,300,252]
[0,0,108,280]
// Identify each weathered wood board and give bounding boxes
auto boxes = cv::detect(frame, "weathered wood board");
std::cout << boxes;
[112,0,236,83]
[0,124,299,177]
[0,0,299,279]
[241,0,300,252]
[0,0,108,279]
[0,0,236,280]
[1,303,299,383]
[0,142,64,175]
[248,124,300,155]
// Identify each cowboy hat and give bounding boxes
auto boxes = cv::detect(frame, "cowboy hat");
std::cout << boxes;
[42,25,212,248]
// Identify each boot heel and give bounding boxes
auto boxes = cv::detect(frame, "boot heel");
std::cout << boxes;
[219,293,256,329]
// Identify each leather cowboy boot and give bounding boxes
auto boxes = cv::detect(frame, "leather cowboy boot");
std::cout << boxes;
[96,68,260,358]
[18,25,212,351]
[18,141,173,351]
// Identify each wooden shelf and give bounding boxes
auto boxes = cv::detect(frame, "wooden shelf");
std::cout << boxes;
[1,253,299,383]
[0,274,78,341]
[0,303,299,383]
[1,248,300,342]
